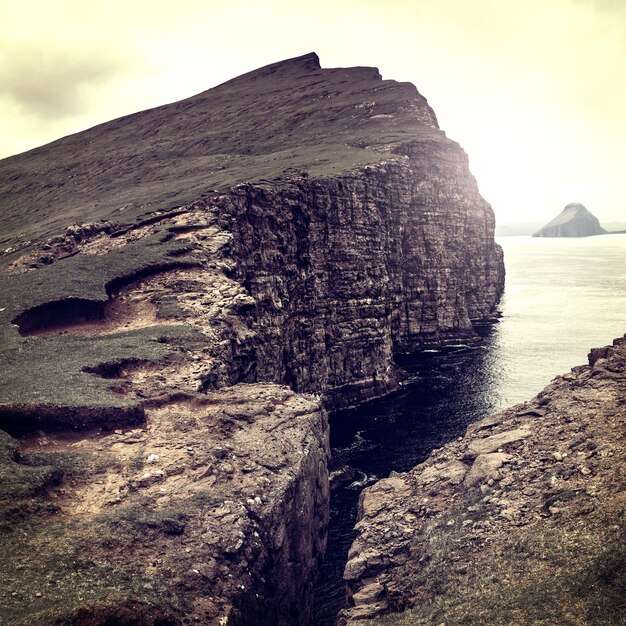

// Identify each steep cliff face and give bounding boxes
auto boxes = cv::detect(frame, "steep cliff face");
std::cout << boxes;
[1,53,503,411]
[223,139,503,410]
[342,335,626,625]
[0,53,503,624]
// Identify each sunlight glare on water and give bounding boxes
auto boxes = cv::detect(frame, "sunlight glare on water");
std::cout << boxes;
[491,234,626,405]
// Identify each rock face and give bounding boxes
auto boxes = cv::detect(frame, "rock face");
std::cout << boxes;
[0,53,503,624]
[341,335,626,625]
[533,203,607,237]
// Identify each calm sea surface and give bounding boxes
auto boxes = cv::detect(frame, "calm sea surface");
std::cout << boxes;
[312,234,626,625]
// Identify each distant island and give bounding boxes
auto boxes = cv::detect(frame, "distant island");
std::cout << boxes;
[533,202,606,237]
[495,219,626,237]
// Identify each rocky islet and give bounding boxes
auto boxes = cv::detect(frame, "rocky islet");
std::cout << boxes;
[533,202,607,237]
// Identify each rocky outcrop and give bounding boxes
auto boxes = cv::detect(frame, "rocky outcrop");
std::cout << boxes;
[0,53,503,623]
[533,203,607,237]
[341,334,626,625]
[224,153,503,409]
[0,385,329,625]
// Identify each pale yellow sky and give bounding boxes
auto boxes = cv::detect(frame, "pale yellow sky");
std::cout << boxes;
[1,0,624,224]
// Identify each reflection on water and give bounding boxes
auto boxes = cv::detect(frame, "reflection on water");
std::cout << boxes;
[490,235,626,405]
[312,235,626,625]
[312,340,502,625]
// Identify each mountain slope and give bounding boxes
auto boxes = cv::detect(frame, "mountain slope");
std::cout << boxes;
[0,53,504,625]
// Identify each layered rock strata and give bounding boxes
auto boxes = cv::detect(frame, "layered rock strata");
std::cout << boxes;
[0,53,503,623]
[342,335,626,625]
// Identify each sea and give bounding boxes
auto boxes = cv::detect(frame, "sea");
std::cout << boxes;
[312,233,626,625]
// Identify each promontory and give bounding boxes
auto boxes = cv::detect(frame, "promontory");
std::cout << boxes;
[0,53,504,625]
[341,334,626,625]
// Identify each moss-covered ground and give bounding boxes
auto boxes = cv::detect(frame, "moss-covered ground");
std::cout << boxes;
[0,233,205,433]
[0,427,224,624]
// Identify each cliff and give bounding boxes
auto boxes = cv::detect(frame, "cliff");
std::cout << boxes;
[533,203,607,237]
[0,53,503,624]
[342,334,626,625]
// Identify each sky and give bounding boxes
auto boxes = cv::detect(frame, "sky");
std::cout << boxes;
[1,0,625,225]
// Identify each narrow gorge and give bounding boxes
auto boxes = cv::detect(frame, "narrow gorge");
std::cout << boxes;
[0,53,504,624]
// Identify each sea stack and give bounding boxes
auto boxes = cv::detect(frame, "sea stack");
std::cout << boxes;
[533,202,607,237]
[0,54,504,624]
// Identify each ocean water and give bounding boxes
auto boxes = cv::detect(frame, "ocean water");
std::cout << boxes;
[312,234,626,625]
[489,234,626,405]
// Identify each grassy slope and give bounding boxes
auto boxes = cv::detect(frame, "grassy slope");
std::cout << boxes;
[0,234,200,430]
[0,53,442,251]
[0,52,444,430]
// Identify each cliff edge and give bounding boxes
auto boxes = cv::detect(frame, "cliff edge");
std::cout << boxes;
[0,53,504,624]
[342,334,626,625]
[533,203,607,237]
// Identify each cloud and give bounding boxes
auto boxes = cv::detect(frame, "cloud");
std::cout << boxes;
[0,0,623,219]
[0,44,123,119]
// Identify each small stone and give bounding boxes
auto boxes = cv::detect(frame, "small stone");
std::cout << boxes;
[35,592,42,597]
[147,453,159,463]
[352,581,385,604]
[417,460,467,486]
[580,466,592,476]
[464,429,531,459]
[344,556,368,581]
[464,453,510,487]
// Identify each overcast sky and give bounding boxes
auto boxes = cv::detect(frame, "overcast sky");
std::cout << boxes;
[1,0,624,224]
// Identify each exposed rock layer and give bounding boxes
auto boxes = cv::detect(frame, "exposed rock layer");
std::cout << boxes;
[0,385,329,625]
[0,53,503,623]
[533,202,607,237]
[342,334,626,625]
[224,154,503,409]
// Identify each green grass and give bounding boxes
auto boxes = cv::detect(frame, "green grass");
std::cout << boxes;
[0,233,205,432]
[0,431,186,623]
[0,514,177,626]
[0,53,443,257]
[0,323,199,432]
[0,234,195,327]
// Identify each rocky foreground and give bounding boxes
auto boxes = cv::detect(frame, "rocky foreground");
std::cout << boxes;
[0,54,503,624]
[341,335,626,625]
